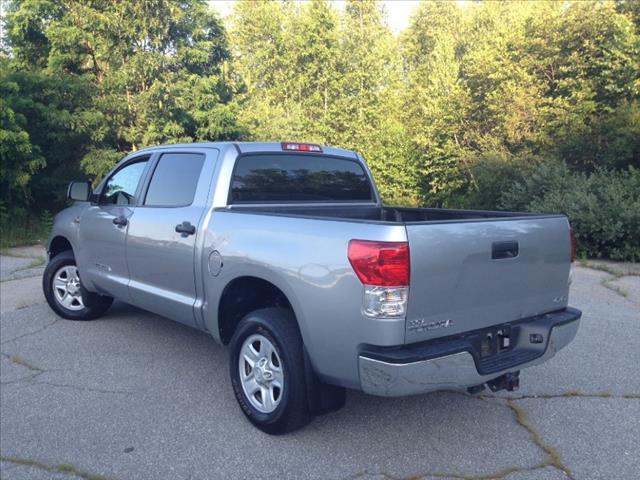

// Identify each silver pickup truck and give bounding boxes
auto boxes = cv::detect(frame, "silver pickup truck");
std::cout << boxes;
[44,141,581,434]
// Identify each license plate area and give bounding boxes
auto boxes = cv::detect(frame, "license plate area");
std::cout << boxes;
[469,323,547,374]
[478,326,512,358]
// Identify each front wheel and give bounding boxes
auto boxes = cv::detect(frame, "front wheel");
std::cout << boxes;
[229,308,312,434]
[42,250,112,320]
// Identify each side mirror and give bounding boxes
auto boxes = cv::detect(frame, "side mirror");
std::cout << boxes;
[67,181,91,202]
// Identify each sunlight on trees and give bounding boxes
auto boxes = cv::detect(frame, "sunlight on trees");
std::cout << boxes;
[1,0,639,258]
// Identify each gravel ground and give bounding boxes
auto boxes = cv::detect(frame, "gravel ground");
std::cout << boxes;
[0,248,638,480]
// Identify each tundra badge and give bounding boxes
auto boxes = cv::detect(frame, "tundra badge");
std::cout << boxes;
[408,318,454,333]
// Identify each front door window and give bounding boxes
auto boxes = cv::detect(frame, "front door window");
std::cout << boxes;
[100,160,149,206]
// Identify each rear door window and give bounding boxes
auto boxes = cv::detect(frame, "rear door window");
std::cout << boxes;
[144,153,205,207]
[230,154,374,203]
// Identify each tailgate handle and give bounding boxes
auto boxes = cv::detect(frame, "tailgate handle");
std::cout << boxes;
[492,241,519,259]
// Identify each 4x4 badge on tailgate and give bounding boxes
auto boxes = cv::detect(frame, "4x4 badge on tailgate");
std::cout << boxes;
[408,318,453,333]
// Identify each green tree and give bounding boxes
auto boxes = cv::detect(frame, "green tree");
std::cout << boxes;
[230,0,417,203]
[0,59,96,210]
[230,0,341,141]
[3,0,640,258]
[230,0,303,140]
[400,1,470,205]
[522,1,640,168]
[6,0,241,180]
[330,1,418,204]
[0,71,45,209]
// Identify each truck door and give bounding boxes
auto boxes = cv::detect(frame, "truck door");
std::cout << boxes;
[77,156,151,300]
[125,148,218,327]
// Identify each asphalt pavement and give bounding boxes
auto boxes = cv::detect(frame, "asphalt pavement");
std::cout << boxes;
[0,248,638,480]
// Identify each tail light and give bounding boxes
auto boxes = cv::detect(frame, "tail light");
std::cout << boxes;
[281,142,323,153]
[568,227,576,286]
[348,240,410,318]
[348,240,409,286]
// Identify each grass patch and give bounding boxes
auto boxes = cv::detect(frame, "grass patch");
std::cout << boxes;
[0,256,46,270]
[26,257,45,268]
[18,257,46,270]
[0,455,110,480]
[580,260,640,277]
[600,277,629,298]
[15,300,36,310]
[0,223,49,249]
[577,259,637,298]
[8,355,40,371]
[590,268,631,298]
[0,212,52,249]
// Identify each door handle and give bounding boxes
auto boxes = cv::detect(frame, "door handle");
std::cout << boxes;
[175,221,196,236]
[112,215,128,227]
[492,240,519,259]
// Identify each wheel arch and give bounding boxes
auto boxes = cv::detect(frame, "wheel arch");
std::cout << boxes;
[217,275,304,345]
[48,235,74,259]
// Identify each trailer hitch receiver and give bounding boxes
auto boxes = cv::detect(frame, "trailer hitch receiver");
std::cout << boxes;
[487,371,520,392]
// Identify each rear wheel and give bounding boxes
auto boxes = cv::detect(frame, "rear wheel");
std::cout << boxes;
[229,308,312,434]
[43,250,112,320]
[238,333,285,414]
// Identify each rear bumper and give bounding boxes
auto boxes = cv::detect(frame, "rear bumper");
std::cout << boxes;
[358,307,581,397]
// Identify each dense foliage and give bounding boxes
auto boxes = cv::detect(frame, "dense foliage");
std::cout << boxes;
[1,0,639,259]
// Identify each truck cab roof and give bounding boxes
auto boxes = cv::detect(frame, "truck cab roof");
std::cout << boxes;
[136,141,359,159]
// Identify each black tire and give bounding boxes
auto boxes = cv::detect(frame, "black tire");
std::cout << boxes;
[229,307,312,434]
[42,250,113,320]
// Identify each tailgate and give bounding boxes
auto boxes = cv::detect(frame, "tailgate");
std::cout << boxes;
[405,216,571,344]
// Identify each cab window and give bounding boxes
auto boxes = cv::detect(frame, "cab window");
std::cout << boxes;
[100,158,149,206]
[144,153,205,207]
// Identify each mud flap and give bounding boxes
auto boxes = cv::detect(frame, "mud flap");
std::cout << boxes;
[303,347,346,416]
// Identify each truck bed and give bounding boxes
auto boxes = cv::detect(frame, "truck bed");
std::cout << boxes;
[218,204,571,346]
[224,205,558,224]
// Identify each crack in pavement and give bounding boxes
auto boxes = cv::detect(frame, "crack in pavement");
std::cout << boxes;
[482,391,640,401]
[341,391,576,480]
[463,393,575,480]
[0,352,44,371]
[344,463,570,480]
[460,389,640,480]
[1,352,135,395]
[33,380,135,395]
[503,398,575,480]
[0,455,111,480]
[0,351,46,384]
[0,318,59,345]
[443,391,574,480]
[1,375,136,396]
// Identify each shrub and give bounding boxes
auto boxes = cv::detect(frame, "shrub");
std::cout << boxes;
[454,153,545,210]
[0,206,52,249]
[501,165,640,261]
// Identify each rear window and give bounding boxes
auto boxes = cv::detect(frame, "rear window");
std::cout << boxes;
[230,154,374,203]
